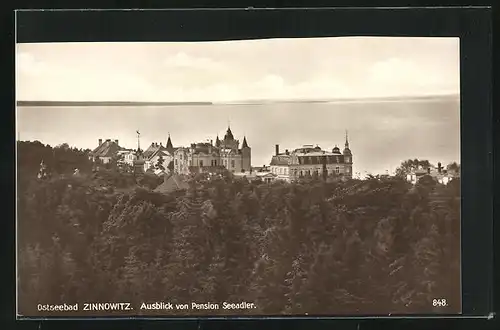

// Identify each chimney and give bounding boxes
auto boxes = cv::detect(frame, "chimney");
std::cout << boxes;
[438,162,442,173]
[427,167,431,174]
[275,144,279,156]
[98,139,102,146]
[115,139,119,145]
[210,139,213,146]
[285,149,289,155]
[106,139,111,142]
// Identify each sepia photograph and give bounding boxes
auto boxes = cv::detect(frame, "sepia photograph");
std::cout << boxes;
[16,37,461,317]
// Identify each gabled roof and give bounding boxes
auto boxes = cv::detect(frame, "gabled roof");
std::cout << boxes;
[143,143,161,159]
[148,148,171,160]
[91,140,123,158]
[166,135,173,149]
[154,174,189,194]
[224,126,234,140]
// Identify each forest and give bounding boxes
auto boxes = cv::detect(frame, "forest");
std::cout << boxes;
[17,141,461,316]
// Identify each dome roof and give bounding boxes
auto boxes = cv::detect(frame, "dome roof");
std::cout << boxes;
[332,146,341,154]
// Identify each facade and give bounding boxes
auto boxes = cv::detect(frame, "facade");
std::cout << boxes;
[142,138,175,173]
[269,133,353,182]
[173,126,251,175]
[120,149,137,166]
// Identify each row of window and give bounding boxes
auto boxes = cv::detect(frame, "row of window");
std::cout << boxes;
[298,155,342,165]
[175,158,236,168]
[272,166,351,176]
[297,168,340,176]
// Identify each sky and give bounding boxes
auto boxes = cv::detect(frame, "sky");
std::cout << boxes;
[16,37,460,175]
[16,37,459,102]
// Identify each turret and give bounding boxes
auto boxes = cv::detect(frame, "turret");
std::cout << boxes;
[241,136,251,172]
[166,133,173,150]
[242,136,249,149]
[343,130,352,157]
[341,130,353,179]
[224,126,234,141]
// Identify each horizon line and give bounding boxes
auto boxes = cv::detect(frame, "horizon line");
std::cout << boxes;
[16,93,459,107]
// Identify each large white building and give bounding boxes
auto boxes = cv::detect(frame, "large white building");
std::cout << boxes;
[269,133,353,182]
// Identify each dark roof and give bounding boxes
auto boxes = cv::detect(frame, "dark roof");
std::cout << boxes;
[224,127,234,140]
[91,140,122,158]
[166,135,173,149]
[270,155,291,166]
[143,144,157,159]
[154,174,189,194]
[242,136,249,148]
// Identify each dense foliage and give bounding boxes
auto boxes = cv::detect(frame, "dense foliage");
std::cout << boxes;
[17,162,461,316]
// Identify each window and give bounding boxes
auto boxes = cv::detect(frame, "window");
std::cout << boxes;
[175,159,178,165]
[335,166,340,174]
[231,160,235,168]
[189,160,192,166]
[336,156,339,163]
[346,167,350,173]
[200,160,204,167]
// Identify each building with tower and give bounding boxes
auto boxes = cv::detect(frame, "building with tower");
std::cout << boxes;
[269,131,353,182]
[173,125,252,175]
[89,127,251,176]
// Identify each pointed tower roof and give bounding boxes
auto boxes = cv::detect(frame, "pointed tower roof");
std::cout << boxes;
[215,135,221,147]
[224,126,234,140]
[343,130,352,156]
[166,133,173,149]
[242,136,249,148]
